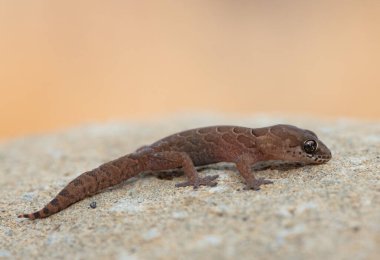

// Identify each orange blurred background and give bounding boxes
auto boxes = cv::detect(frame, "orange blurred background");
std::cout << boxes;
[1,1,379,140]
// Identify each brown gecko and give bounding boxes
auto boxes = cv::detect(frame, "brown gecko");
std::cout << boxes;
[19,124,331,219]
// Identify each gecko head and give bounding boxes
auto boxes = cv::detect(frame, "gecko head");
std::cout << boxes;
[267,124,332,164]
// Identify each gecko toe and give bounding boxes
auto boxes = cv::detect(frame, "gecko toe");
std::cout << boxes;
[204,175,219,182]
[197,175,219,187]
[258,177,273,185]
[175,181,192,188]
[244,178,273,190]
[175,175,219,188]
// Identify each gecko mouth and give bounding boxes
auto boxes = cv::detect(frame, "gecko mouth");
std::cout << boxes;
[311,155,331,164]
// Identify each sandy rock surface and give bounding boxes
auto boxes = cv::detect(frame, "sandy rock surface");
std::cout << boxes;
[0,115,379,260]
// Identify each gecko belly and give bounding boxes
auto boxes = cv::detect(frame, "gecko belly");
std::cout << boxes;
[252,160,305,171]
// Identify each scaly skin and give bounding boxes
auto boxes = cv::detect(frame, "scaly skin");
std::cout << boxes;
[19,124,332,219]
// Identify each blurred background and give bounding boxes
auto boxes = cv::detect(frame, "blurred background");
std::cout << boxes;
[0,0,379,140]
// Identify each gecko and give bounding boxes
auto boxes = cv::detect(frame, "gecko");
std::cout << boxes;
[18,124,331,219]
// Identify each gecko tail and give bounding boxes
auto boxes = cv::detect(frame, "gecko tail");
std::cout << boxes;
[17,187,86,220]
[18,212,40,220]
[18,202,60,219]
[18,213,31,219]
[18,154,142,220]
[18,213,32,219]
[18,210,46,220]
[17,185,80,220]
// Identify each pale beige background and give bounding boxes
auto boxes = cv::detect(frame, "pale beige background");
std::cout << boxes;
[1,1,379,139]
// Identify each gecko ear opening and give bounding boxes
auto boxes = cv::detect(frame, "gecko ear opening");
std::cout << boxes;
[303,140,317,154]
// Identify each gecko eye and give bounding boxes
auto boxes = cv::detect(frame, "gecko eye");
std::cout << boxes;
[303,140,317,154]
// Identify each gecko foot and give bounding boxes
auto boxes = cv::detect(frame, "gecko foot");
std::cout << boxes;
[175,175,219,189]
[243,178,273,191]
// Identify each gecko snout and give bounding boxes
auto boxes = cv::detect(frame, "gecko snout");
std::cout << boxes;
[307,139,332,164]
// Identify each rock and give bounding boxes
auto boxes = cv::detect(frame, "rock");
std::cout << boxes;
[0,116,379,259]
[89,201,97,209]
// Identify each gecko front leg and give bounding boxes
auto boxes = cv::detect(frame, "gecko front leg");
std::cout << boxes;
[148,151,218,188]
[235,153,273,190]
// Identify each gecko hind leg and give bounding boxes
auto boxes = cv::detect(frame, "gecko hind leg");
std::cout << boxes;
[149,151,219,188]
